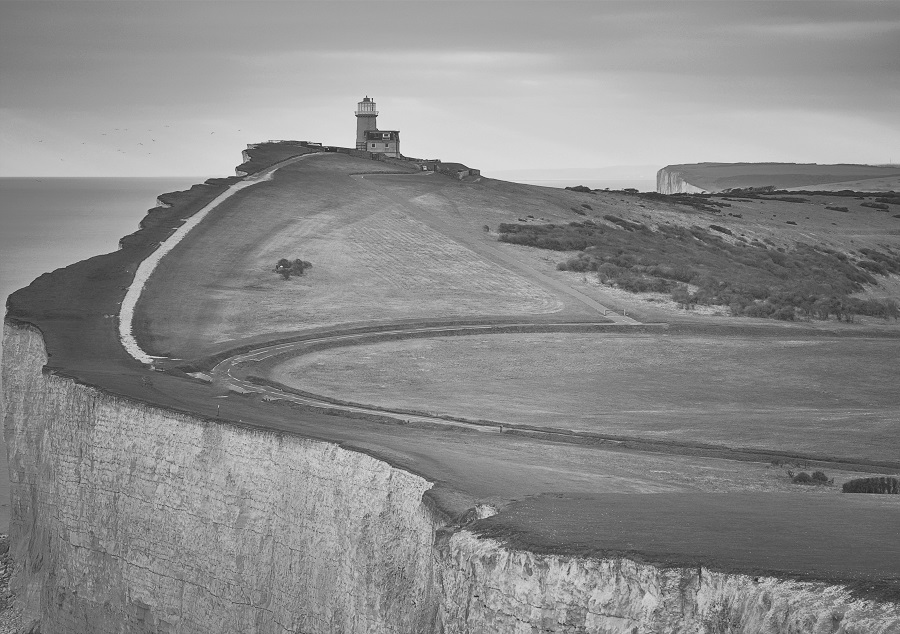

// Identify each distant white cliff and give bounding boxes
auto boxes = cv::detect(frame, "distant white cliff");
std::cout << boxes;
[4,321,899,633]
[656,167,708,194]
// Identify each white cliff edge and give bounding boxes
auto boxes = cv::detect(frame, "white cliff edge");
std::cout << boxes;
[3,321,898,633]
[118,171,276,365]
[657,167,708,194]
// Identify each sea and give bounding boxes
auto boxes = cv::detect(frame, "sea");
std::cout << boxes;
[0,176,205,531]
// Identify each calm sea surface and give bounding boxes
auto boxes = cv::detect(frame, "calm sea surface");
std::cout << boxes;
[0,177,205,315]
[0,176,204,530]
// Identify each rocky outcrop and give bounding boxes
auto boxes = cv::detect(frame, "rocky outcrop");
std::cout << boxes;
[656,167,708,194]
[4,321,899,633]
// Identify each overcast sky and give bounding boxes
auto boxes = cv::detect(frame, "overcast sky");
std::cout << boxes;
[1,0,898,178]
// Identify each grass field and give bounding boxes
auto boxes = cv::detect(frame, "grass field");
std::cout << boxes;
[134,154,580,359]
[135,152,900,360]
[268,332,900,463]
[473,492,900,587]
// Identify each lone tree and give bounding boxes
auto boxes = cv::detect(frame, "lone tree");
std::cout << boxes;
[274,257,312,280]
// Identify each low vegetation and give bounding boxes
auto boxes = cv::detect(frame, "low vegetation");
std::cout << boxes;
[842,476,900,494]
[788,470,831,485]
[274,257,312,280]
[498,220,900,321]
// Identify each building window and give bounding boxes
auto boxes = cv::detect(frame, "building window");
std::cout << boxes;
[371,143,376,149]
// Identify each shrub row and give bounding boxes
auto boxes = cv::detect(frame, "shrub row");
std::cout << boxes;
[842,477,900,494]
[499,220,899,322]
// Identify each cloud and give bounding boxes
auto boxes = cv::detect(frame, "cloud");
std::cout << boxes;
[1,1,898,175]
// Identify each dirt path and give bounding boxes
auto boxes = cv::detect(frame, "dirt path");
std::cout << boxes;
[120,152,324,364]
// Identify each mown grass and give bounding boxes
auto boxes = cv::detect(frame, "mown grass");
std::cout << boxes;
[135,155,564,358]
[267,332,900,463]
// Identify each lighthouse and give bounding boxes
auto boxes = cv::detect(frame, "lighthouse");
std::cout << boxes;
[355,96,378,149]
[355,96,400,158]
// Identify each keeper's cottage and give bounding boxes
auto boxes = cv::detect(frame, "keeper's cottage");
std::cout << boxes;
[355,96,400,158]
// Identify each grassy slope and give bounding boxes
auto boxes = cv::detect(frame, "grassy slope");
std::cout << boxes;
[6,143,899,594]
[513,187,900,325]
[134,155,634,360]
[267,333,900,463]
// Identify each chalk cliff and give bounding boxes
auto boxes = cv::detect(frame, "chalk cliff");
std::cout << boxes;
[5,321,899,633]
[656,167,708,194]
[3,322,441,633]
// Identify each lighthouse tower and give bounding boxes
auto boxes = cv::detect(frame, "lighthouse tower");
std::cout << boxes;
[355,96,378,150]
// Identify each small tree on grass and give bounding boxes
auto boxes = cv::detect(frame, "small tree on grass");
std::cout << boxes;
[275,258,292,280]
[274,257,312,280]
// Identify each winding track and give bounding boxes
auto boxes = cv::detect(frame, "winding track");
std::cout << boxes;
[210,319,629,431]
[120,152,324,365]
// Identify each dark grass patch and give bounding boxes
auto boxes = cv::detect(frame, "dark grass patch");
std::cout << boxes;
[498,220,899,321]
[471,492,900,601]
[637,191,730,213]
[843,476,900,494]
[762,196,809,204]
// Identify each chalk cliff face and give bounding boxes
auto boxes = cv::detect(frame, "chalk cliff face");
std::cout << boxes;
[3,322,441,633]
[438,531,900,633]
[657,167,708,194]
[4,321,900,633]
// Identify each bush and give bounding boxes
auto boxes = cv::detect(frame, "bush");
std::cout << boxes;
[603,214,646,231]
[792,472,813,484]
[274,257,312,280]
[842,476,900,494]
[495,220,898,322]
[596,262,621,282]
[772,306,796,321]
[812,471,829,483]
